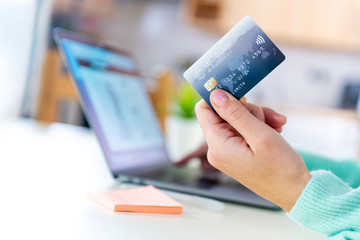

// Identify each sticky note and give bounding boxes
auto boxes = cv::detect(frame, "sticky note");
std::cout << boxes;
[88,185,183,214]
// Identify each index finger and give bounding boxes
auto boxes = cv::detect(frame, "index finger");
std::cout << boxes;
[194,100,222,141]
[195,99,243,149]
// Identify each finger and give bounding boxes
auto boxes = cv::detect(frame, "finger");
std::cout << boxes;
[176,143,208,166]
[196,99,244,151]
[242,102,265,122]
[209,89,269,146]
[200,157,219,172]
[194,99,222,140]
[262,107,287,128]
[176,152,196,166]
[274,127,283,133]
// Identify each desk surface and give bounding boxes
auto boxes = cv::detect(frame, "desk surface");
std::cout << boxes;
[0,119,324,240]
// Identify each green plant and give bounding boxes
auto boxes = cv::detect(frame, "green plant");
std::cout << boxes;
[174,80,201,119]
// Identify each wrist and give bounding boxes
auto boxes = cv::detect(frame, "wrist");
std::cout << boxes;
[279,170,311,212]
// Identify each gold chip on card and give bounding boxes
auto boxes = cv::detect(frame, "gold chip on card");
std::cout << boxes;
[204,77,218,91]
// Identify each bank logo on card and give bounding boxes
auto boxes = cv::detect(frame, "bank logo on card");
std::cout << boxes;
[183,15,285,110]
[204,77,218,91]
[195,69,205,80]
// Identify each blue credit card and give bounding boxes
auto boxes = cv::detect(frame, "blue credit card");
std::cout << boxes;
[183,15,285,110]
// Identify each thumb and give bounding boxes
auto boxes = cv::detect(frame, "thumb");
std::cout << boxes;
[210,89,267,146]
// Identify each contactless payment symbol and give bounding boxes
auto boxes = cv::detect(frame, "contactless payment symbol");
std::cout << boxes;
[183,16,286,110]
[204,77,218,91]
[255,35,265,45]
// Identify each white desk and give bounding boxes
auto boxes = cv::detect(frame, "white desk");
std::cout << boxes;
[0,119,324,240]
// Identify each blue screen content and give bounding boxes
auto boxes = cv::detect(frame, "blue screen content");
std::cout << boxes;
[60,38,168,171]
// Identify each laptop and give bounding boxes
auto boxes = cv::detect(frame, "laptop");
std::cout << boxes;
[54,28,279,210]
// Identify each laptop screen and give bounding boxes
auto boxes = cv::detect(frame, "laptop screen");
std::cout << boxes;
[54,29,169,175]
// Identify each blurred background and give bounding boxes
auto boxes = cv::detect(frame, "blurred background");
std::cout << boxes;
[1,0,360,161]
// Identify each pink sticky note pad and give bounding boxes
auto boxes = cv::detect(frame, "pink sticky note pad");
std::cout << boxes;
[88,185,183,214]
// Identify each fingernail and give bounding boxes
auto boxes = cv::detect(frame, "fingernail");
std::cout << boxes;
[211,90,229,107]
[240,97,247,103]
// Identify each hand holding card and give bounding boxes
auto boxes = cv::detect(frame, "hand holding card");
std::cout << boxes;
[183,15,285,110]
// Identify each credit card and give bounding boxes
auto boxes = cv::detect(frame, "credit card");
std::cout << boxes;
[183,15,285,110]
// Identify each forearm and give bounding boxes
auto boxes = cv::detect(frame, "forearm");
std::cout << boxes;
[289,170,360,239]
